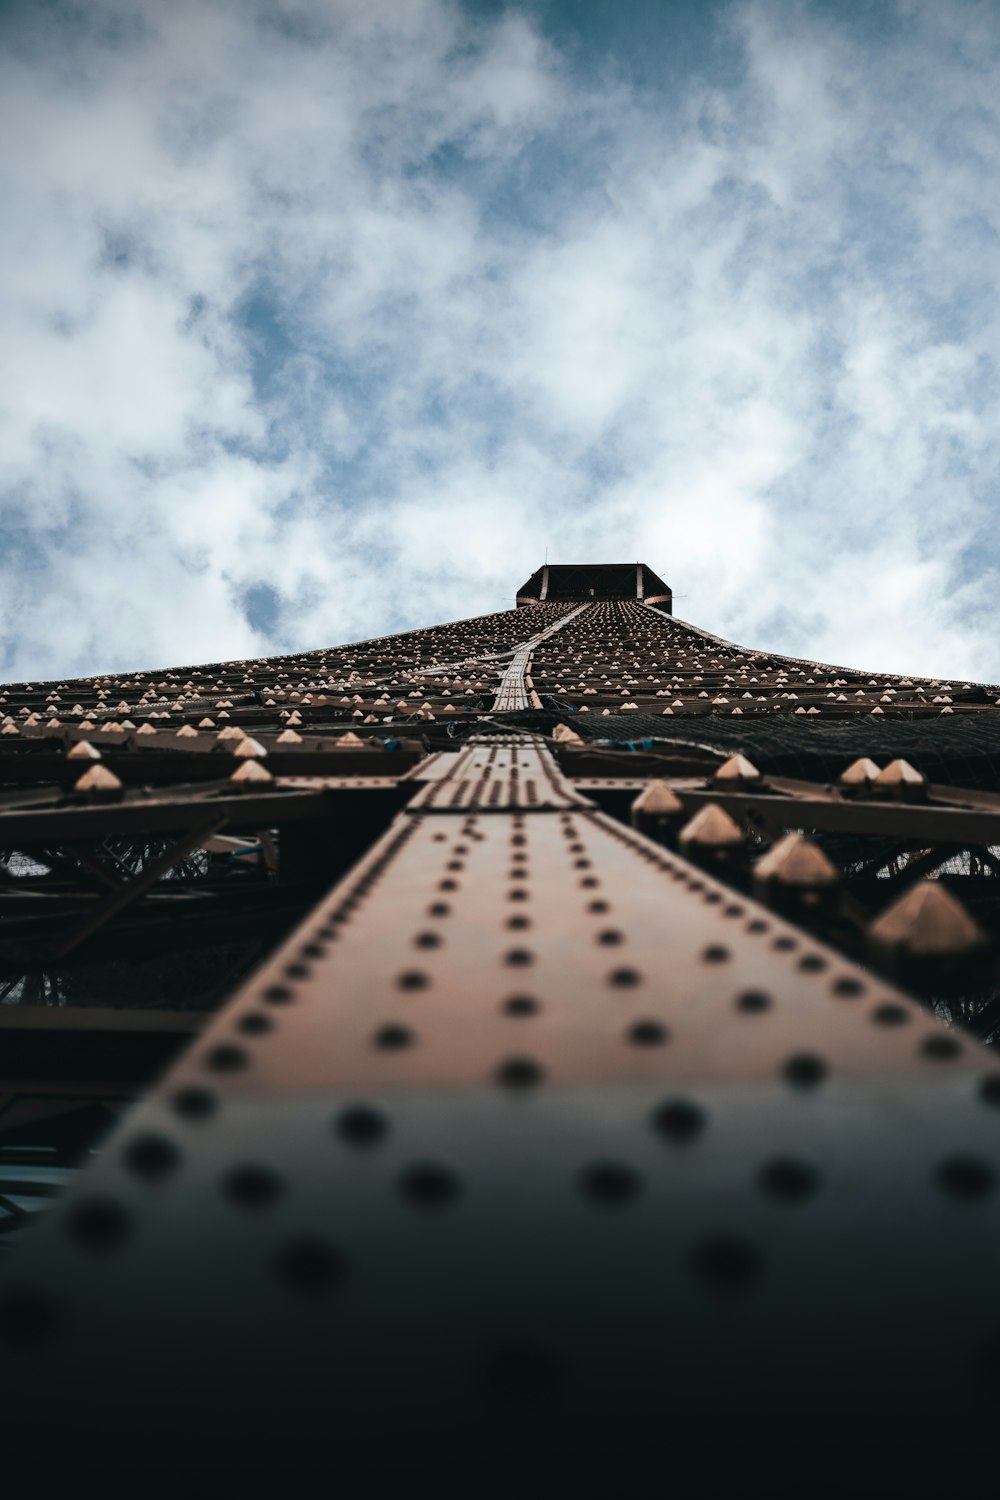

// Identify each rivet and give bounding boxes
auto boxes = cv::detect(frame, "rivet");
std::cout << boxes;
[690,1233,762,1292]
[652,1098,706,1142]
[398,1162,462,1208]
[171,1085,218,1120]
[238,1012,273,1036]
[496,1055,544,1088]
[757,1157,820,1202]
[578,1161,642,1205]
[223,1163,284,1208]
[273,1238,347,1297]
[873,1002,909,1026]
[935,1155,996,1200]
[397,970,429,990]
[782,1053,828,1087]
[503,996,540,1018]
[205,1043,249,1073]
[627,1019,668,1046]
[921,1035,961,1060]
[122,1133,181,1180]
[736,989,771,1013]
[263,985,294,1005]
[978,1076,1000,1107]
[65,1196,131,1252]
[335,1103,390,1145]
[374,1023,414,1050]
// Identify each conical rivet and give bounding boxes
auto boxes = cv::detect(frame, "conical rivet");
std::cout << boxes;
[869,881,985,958]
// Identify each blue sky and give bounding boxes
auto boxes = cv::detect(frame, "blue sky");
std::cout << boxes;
[2,0,1000,682]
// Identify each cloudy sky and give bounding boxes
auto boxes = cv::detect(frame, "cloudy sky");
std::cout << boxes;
[2,0,999,684]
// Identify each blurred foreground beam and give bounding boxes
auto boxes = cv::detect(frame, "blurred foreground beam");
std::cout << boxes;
[2,735,999,1482]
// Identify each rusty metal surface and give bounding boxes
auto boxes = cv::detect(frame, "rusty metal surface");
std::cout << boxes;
[652,773,1000,846]
[0,775,408,844]
[149,805,977,1093]
[1,564,1000,1481]
[406,736,592,813]
[2,723,1000,1481]
[492,643,535,711]
[0,586,996,752]
[491,602,592,710]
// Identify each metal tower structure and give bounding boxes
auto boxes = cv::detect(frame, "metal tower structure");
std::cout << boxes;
[2,562,1000,1482]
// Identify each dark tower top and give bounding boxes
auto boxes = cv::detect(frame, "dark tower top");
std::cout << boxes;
[516,561,672,612]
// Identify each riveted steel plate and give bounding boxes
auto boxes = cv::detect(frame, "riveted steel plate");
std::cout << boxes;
[4,575,1000,1488]
[492,643,534,711]
[491,602,592,711]
[146,807,986,1092]
[3,784,1000,1479]
[406,737,593,813]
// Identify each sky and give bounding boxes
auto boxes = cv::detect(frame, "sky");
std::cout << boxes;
[2,0,1000,684]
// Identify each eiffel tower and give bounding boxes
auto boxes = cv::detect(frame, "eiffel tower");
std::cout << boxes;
[1,561,999,1484]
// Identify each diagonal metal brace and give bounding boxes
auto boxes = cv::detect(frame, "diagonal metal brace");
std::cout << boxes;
[49,814,228,962]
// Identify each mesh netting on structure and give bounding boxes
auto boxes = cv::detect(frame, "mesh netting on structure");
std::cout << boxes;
[472,709,1000,790]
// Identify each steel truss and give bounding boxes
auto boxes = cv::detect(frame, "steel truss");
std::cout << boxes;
[0,576,999,1482]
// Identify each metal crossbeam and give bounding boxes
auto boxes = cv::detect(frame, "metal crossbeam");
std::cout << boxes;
[3,731,999,1478]
[1,564,1000,1483]
[661,774,1000,845]
[49,815,227,961]
[407,736,592,813]
[490,602,592,711]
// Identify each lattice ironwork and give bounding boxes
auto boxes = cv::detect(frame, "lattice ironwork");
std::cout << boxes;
[1,563,999,1482]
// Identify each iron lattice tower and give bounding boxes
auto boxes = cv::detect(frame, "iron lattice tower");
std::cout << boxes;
[1,562,1000,1483]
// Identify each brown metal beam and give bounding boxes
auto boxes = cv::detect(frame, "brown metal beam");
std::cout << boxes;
[3,733,998,1481]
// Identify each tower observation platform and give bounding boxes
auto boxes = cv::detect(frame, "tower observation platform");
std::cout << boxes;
[1,562,999,1485]
[516,560,672,610]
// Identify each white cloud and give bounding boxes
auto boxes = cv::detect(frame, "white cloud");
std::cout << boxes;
[1,0,1000,683]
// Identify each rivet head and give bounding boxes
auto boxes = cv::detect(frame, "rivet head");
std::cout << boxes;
[757,1157,820,1202]
[335,1103,390,1145]
[627,1018,668,1046]
[782,1052,827,1088]
[935,1155,995,1200]
[652,1098,706,1143]
[398,1162,463,1208]
[690,1233,762,1292]
[222,1163,284,1208]
[496,1056,544,1089]
[578,1161,642,1205]
[122,1133,181,1181]
[273,1238,347,1296]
